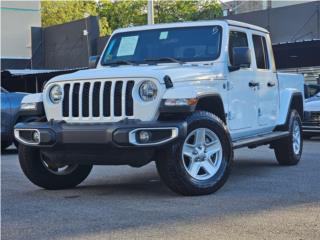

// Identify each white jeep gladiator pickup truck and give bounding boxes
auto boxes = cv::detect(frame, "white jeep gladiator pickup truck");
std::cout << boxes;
[15,20,304,196]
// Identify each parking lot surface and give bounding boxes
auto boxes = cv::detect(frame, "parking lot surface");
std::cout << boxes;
[2,139,320,240]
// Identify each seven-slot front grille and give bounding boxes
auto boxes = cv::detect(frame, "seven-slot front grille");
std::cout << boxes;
[62,80,135,119]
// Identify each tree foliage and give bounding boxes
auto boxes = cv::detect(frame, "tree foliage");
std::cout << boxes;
[41,0,222,36]
[98,0,148,34]
[41,1,98,26]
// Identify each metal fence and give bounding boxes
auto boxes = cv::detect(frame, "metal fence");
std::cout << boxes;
[32,16,101,70]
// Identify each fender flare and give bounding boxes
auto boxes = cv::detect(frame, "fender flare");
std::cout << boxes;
[195,93,226,123]
[277,91,304,127]
[15,93,45,123]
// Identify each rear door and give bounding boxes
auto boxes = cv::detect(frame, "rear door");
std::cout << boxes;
[251,33,278,129]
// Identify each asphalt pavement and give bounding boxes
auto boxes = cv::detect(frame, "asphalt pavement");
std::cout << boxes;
[2,139,320,240]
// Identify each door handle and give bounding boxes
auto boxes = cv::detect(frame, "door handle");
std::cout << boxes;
[267,81,276,87]
[248,81,259,87]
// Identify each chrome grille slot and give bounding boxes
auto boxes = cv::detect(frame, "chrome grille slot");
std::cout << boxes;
[103,82,111,117]
[125,81,135,116]
[62,84,70,117]
[61,80,135,121]
[92,82,101,117]
[114,81,123,116]
[82,82,90,117]
[72,83,80,117]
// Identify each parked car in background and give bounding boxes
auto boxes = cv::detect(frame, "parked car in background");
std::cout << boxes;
[304,83,320,99]
[1,87,28,150]
[303,92,320,139]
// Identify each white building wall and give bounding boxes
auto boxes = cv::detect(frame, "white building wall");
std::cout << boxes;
[1,1,41,59]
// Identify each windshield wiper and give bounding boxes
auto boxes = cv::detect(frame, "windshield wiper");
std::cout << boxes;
[102,60,137,66]
[144,57,185,65]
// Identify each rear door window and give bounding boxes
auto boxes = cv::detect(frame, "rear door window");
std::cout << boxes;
[252,35,270,69]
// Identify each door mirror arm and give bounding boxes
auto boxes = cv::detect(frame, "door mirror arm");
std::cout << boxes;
[228,65,240,72]
[229,47,251,72]
[89,55,100,69]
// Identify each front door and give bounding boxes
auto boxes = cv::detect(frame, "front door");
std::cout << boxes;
[227,30,258,137]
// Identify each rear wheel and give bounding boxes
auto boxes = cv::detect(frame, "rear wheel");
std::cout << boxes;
[156,111,233,196]
[303,133,314,140]
[273,110,303,165]
[19,145,92,189]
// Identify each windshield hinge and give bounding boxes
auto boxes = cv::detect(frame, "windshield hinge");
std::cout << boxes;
[164,75,173,89]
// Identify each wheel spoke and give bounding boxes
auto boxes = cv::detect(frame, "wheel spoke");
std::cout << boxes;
[195,128,206,146]
[292,120,301,155]
[189,162,201,177]
[183,144,195,158]
[206,141,221,156]
[201,160,216,176]
[182,127,223,181]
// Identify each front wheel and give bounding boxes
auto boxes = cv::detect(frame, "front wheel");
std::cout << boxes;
[19,145,93,189]
[273,109,303,165]
[1,141,11,151]
[156,111,233,196]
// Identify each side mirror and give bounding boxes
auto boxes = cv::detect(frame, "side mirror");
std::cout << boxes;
[89,55,100,69]
[229,47,251,72]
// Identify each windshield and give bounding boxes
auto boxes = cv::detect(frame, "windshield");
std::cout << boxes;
[101,26,222,65]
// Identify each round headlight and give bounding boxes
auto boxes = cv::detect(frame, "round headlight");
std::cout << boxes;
[49,85,63,104]
[139,81,157,101]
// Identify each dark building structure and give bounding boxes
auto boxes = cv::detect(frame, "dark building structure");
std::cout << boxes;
[31,16,100,70]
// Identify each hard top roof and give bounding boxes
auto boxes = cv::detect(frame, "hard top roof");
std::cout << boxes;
[113,19,269,34]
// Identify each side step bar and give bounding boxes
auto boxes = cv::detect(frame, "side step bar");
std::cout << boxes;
[232,131,290,149]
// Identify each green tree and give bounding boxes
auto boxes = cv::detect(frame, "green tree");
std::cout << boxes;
[41,0,112,35]
[154,0,222,23]
[41,0,97,26]
[41,0,222,36]
[98,0,148,32]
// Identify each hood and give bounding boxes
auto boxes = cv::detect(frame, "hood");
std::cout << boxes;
[305,93,320,103]
[48,64,225,84]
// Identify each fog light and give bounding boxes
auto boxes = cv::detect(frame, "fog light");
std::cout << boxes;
[32,131,40,143]
[21,102,37,111]
[139,131,151,143]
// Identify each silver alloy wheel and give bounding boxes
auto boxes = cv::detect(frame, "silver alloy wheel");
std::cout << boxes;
[292,119,301,155]
[182,128,223,180]
[40,153,78,176]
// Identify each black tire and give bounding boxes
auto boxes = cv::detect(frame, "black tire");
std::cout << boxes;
[156,111,233,196]
[19,145,93,190]
[273,109,303,166]
[303,133,313,140]
[13,139,19,149]
[1,141,11,151]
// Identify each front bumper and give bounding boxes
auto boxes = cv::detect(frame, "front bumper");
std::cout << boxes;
[14,120,187,148]
[303,111,320,134]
